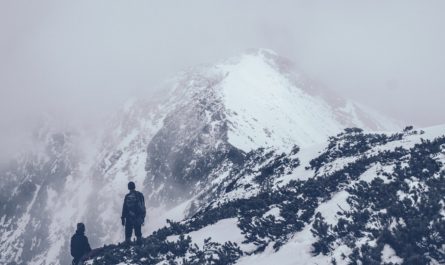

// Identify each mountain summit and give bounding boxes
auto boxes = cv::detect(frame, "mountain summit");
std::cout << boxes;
[129,48,399,206]
[211,49,397,150]
[166,49,397,152]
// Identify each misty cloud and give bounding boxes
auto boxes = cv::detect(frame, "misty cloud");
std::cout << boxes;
[1,0,445,160]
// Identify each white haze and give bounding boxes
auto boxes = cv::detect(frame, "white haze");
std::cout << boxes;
[1,0,445,161]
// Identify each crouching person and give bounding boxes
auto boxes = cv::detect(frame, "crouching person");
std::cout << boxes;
[70,223,92,265]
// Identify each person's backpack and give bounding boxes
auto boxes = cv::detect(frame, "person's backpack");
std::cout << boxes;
[125,191,144,218]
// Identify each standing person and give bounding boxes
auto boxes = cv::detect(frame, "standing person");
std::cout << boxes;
[70,223,92,265]
[121,181,146,244]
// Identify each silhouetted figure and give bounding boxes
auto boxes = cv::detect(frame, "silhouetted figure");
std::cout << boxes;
[121,181,146,244]
[70,223,92,265]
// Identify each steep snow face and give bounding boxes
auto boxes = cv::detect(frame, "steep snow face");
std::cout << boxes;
[213,49,398,152]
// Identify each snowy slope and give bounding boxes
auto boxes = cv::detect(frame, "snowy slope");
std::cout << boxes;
[87,125,445,265]
[235,125,445,265]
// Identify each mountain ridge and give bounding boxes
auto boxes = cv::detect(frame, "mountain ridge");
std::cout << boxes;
[86,124,445,265]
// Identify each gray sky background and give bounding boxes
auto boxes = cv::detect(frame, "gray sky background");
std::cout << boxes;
[1,0,445,159]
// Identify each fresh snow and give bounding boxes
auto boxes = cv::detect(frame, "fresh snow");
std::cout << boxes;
[316,190,351,226]
[381,244,403,264]
[236,226,335,265]
[167,218,249,250]
[275,143,325,186]
[263,207,284,221]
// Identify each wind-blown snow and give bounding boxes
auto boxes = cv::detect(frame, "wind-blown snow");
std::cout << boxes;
[217,50,397,152]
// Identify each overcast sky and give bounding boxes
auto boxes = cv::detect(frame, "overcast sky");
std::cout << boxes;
[1,0,445,159]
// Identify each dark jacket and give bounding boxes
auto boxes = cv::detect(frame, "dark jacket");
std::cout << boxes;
[70,231,91,260]
[121,190,146,221]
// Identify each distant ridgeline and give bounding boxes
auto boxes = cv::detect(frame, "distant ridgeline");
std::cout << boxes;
[86,127,445,265]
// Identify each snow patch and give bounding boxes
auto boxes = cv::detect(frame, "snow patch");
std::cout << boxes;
[316,190,351,226]
[381,244,403,264]
[168,218,246,249]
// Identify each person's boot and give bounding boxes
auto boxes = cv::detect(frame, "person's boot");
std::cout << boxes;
[136,237,142,245]
[124,237,132,246]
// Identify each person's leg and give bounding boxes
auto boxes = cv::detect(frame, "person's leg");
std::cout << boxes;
[125,220,133,243]
[135,223,142,244]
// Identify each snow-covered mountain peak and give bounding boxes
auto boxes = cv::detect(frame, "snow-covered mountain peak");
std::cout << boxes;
[171,49,399,152]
